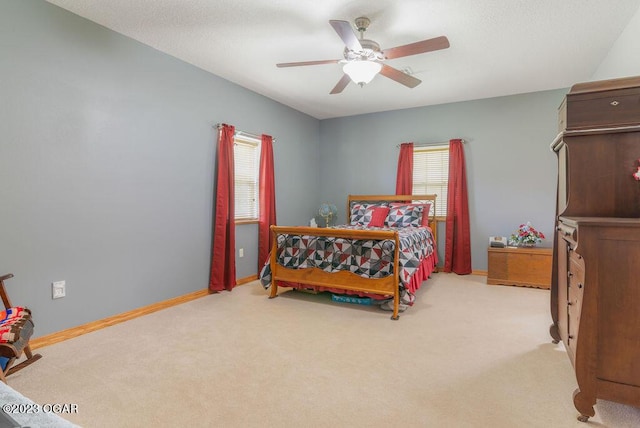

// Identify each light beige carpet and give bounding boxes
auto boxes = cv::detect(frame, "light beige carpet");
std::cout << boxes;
[6,274,640,427]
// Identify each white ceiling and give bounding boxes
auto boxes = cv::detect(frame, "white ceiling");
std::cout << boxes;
[46,0,640,120]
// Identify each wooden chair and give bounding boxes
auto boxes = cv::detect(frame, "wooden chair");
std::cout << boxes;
[0,273,41,383]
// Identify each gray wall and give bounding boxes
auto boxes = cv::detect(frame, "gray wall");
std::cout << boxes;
[319,89,566,270]
[0,0,319,337]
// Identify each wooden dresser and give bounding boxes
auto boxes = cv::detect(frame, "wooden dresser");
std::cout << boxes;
[550,76,640,422]
[487,246,551,289]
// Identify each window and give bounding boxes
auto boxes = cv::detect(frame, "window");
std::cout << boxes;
[234,135,260,221]
[413,145,449,218]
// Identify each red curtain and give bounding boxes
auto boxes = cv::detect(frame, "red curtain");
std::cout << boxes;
[258,134,276,271]
[444,139,472,274]
[395,142,414,194]
[209,124,236,292]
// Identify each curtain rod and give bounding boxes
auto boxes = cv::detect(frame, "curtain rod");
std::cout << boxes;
[214,123,276,143]
[397,140,466,148]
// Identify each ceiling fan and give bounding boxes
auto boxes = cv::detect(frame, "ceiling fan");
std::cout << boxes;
[276,17,450,94]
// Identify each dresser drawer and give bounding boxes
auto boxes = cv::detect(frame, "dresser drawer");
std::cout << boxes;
[566,248,585,357]
[567,296,581,357]
[566,90,640,130]
[562,76,640,130]
[569,250,584,275]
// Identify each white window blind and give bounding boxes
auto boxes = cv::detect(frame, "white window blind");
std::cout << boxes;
[234,136,260,220]
[413,145,449,217]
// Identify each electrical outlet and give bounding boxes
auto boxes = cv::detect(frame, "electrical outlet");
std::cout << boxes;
[239,248,244,258]
[52,281,66,299]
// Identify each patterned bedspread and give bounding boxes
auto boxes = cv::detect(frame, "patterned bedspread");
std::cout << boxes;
[259,224,435,291]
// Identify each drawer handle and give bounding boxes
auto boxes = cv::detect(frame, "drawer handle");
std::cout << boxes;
[610,100,620,106]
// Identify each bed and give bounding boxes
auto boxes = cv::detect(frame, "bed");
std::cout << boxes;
[260,194,438,319]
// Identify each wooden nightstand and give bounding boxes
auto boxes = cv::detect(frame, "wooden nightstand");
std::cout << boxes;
[487,246,552,289]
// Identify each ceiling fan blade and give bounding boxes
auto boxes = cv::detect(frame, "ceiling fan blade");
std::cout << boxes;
[329,20,363,52]
[330,74,351,94]
[382,36,450,60]
[379,64,421,88]
[277,59,340,68]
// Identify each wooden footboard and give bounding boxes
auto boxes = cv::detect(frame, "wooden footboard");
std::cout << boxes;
[268,226,402,320]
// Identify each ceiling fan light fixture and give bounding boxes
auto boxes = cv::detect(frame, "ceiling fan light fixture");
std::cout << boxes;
[343,60,381,85]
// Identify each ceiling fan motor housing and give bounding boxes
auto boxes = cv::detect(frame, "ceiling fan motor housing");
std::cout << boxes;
[343,39,383,61]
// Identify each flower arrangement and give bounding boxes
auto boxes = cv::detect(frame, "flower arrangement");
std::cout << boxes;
[509,222,545,247]
[633,159,640,181]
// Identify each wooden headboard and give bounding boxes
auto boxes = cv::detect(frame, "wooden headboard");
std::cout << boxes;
[346,194,438,243]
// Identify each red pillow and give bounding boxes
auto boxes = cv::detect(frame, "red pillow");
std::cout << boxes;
[368,206,390,227]
[390,203,432,227]
[420,203,432,227]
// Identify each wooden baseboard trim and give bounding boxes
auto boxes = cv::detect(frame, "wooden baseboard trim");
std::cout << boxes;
[236,274,258,285]
[30,289,209,350]
[434,269,487,276]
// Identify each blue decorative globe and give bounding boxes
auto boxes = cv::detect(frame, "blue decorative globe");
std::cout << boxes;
[318,203,337,227]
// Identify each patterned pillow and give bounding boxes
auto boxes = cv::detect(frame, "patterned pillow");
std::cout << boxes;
[350,203,371,225]
[350,203,389,225]
[385,204,424,227]
[390,202,432,227]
